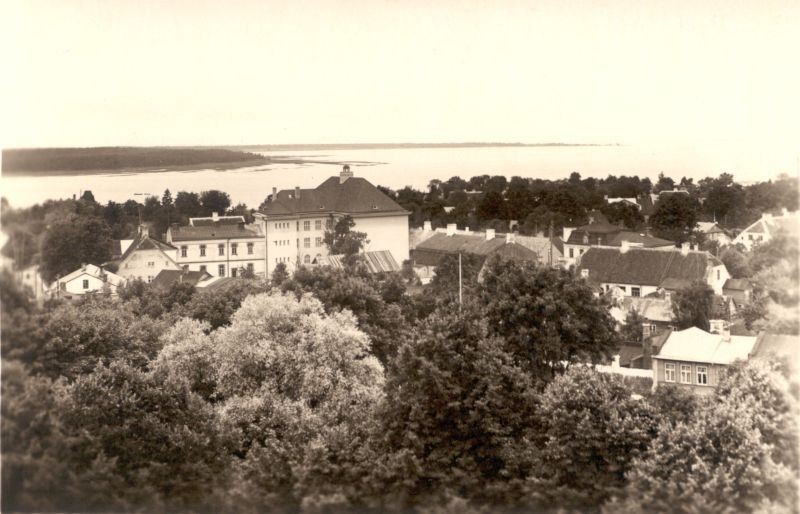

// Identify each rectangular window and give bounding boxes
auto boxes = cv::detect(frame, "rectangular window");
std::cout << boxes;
[82,279,89,289]
[664,363,676,382]
[231,243,238,255]
[631,287,641,297]
[182,265,189,271]
[247,242,254,255]
[716,269,720,280]
[326,218,333,229]
[147,261,154,268]
[218,264,225,277]
[697,366,708,385]
[218,244,225,256]
[304,220,311,231]
[619,286,626,292]
[247,263,254,273]
[147,276,153,283]
[200,245,206,257]
[231,268,237,277]
[315,220,322,230]
[315,237,322,247]
[304,237,311,248]
[200,265,207,273]
[680,365,692,384]
[569,248,574,258]
[181,245,187,257]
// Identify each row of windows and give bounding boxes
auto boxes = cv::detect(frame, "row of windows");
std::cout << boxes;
[568,247,585,259]
[273,220,332,231]
[275,257,291,264]
[603,284,642,297]
[181,242,255,258]
[274,222,290,229]
[195,263,255,276]
[303,237,324,248]
[273,239,291,246]
[664,363,709,386]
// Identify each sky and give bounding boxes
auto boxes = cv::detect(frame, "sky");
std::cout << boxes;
[2,0,799,166]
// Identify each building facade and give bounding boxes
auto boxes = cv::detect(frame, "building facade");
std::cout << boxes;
[116,233,181,283]
[254,166,410,276]
[731,209,798,251]
[51,264,125,299]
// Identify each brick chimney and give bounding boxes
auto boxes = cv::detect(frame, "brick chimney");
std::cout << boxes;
[340,164,353,184]
[680,242,690,256]
[486,228,496,240]
[294,186,300,200]
[506,232,516,244]
[212,212,219,220]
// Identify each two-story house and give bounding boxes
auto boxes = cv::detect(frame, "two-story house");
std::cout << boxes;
[578,243,730,296]
[165,214,266,278]
[562,222,674,266]
[254,166,410,276]
[115,231,181,283]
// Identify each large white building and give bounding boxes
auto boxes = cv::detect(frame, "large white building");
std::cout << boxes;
[165,214,266,278]
[254,166,410,276]
[731,209,798,251]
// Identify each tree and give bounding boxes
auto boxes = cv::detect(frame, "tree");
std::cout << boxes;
[607,359,798,514]
[476,191,507,221]
[527,367,657,509]
[323,215,369,257]
[80,190,96,203]
[40,216,113,283]
[671,280,714,331]
[174,191,202,221]
[653,172,675,193]
[620,309,645,343]
[199,190,231,216]
[375,306,538,507]
[649,193,700,243]
[600,202,644,230]
[271,262,289,286]
[479,258,618,381]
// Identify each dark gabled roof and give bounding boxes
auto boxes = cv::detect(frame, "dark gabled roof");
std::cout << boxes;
[259,176,408,217]
[578,247,719,287]
[567,223,623,244]
[412,232,538,267]
[607,232,674,248]
[567,224,674,248]
[119,233,177,262]
[749,333,799,368]
[169,223,260,241]
[615,344,644,366]
[151,269,211,291]
[723,278,751,291]
[109,239,125,258]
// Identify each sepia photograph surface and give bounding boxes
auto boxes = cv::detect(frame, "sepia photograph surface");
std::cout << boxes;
[1,1,798,513]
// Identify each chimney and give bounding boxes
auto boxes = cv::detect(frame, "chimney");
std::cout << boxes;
[664,290,672,303]
[340,164,353,184]
[642,336,653,369]
[212,212,219,220]
[680,242,690,256]
[446,223,457,236]
[563,227,575,242]
[272,187,277,200]
[423,220,432,232]
[620,240,630,253]
[764,212,773,220]
[486,228,496,240]
[294,186,300,200]
[782,207,789,216]
[465,227,470,233]
[506,232,516,244]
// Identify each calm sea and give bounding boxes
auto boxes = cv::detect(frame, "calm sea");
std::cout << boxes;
[0,145,790,209]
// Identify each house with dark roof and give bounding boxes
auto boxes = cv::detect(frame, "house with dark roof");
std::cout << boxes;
[696,221,731,246]
[562,221,675,265]
[732,209,799,250]
[50,264,125,299]
[749,333,799,373]
[150,269,212,291]
[166,217,265,278]
[254,165,410,276]
[411,225,539,284]
[577,244,729,297]
[116,231,180,283]
[723,278,752,305]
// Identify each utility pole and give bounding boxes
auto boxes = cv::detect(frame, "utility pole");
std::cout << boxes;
[548,219,554,266]
[458,251,463,312]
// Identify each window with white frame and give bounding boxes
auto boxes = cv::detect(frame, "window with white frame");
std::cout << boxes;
[315,219,322,230]
[231,243,238,255]
[665,363,676,382]
[181,245,187,257]
[247,262,254,273]
[247,242,254,255]
[304,220,311,231]
[304,237,310,248]
[200,245,206,257]
[218,244,225,256]
[147,261,154,268]
[82,279,89,289]
[631,287,641,297]
[218,264,225,277]
[696,366,708,385]
[315,237,322,247]
[680,364,692,383]
[200,265,206,273]
[304,254,311,264]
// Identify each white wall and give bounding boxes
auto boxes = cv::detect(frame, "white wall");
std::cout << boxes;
[118,248,180,282]
[354,214,410,263]
[62,273,109,295]
[174,237,265,277]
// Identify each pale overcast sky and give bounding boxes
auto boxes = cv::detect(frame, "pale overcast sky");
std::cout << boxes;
[2,0,799,159]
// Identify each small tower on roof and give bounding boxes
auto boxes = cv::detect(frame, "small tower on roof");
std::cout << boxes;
[340,164,353,184]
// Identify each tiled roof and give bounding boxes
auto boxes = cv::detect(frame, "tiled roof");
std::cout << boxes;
[615,344,644,366]
[57,264,125,287]
[655,327,757,365]
[316,250,400,273]
[412,233,538,267]
[190,216,245,226]
[749,333,799,367]
[169,223,260,241]
[620,296,673,323]
[196,276,241,290]
[151,269,211,290]
[608,232,674,248]
[723,278,751,291]
[260,176,408,217]
[515,235,564,262]
[696,222,724,233]
[119,233,177,262]
[578,247,719,287]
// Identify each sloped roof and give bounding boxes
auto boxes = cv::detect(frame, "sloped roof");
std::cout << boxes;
[412,233,538,267]
[696,221,724,233]
[747,220,768,234]
[169,223,260,241]
[578,247,720,287]
[119,233,177,262]
[615,344,644,366]
[57,264,125,287]
[654,327,757,364]
[749,333,799,367]
[620,296,673,323]
[608,232,675,248]
[259,176,408,217]
[196,276,241,290]
[189,216,245,226]
[151,269,211,290]
[723,278,751,291]
[515,235,564,262]
[316,250,400,273]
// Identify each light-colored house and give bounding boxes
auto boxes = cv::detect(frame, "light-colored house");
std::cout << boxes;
[696,221,732,246]
[731,209,799,251]
[578,244,730,296]
[150,269,212,292]
[51,264,125,299]
[315,250,401,274]
[166,214,266,278]
[254,165,410,276]
[652,326,758,394]
[116,232,180,283]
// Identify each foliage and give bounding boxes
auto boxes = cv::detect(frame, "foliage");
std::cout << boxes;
[40,215,113,282]
[719,247,751,278]
[183,279,267,329]
[671,280,714,331]
[323,215,369,257]
[200,189,232,216]
[479,258,618,381]
[649,193,700,243]
[620,308,645,343]
[271,261,289,285]
[601,201,644,229]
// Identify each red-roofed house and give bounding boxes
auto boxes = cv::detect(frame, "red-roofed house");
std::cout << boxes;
[254,165,410,276]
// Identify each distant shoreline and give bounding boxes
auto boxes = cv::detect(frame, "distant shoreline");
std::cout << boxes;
[232,142,620,151]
